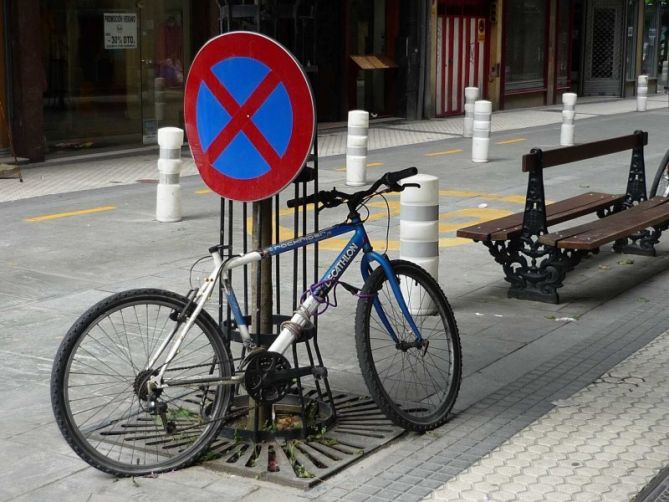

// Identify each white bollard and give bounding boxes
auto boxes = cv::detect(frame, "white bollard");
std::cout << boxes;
[637,75,648,112]
[472,100,492,163]
[155,77,166,122]
[661,61,668,91]
[560,92,577,146]
[346,110,369,186]
[400,174,439,315]
[156,127,184,222]
[463,87,479,138]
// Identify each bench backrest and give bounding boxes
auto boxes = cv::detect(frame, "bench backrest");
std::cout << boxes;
[517,130,648,253]
[522,131,648,172]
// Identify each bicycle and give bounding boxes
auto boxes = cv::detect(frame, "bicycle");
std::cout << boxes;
[649,149,669,197]
[648,150,669,198]
[50,167,462,477]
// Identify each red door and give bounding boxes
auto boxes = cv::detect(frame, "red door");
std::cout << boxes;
[436,16,488,116]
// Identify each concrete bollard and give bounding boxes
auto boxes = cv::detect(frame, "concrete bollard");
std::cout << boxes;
[154,77,166,122]
[346,110,369,186]
[637,75,648,112]
[400,173,439,315]
[472,100,492,163]
[661,61,668,91]
[156,127,184,222]
[463,87,479,138]
[560,92,577,146]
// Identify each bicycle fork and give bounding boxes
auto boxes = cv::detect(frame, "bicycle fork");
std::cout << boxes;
[361,252,424,347]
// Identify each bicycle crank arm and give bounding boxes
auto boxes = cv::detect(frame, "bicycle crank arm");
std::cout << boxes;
[263,365,328,385]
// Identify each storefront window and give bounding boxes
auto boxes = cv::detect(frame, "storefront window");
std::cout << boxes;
[642,1,659,76]
[626,0,638,81]
[504,0,548,91]
[41,0,142,150]
[41,0,192,152]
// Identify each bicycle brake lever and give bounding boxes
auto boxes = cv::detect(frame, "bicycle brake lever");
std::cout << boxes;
[400,183,421,190]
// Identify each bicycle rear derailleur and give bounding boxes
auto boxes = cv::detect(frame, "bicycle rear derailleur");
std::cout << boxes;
[241,348,327,404]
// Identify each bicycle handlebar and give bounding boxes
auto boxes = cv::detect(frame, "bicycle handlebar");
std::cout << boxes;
[382,167,418,187]
[286,167,419,210]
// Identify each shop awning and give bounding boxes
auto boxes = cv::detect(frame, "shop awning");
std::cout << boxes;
[350,55,398,70]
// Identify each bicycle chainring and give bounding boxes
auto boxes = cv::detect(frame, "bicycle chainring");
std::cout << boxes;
[243,350,292,404]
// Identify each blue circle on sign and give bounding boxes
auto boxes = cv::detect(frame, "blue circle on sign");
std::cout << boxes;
[195,57,293,180]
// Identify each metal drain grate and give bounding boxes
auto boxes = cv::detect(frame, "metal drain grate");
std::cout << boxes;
[203,390,405,488]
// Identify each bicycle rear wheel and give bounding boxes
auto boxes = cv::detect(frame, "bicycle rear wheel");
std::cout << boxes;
[355,260,461,432]
[51,289,233,476]
[650,150,669,197]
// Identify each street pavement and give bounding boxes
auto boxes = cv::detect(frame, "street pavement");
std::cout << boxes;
[1,94,669,501]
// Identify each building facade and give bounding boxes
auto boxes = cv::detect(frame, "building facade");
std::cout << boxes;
[1,0,667,162]
[1,0,426,162]
[430,0,669,115]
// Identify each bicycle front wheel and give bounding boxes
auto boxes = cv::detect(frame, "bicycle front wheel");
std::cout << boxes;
[51,289,233,476]
[650,150,669,197]
[355,260,462,432]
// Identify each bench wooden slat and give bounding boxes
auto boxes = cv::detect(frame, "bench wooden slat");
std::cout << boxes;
[539,197,669,249]
[456,192,624,241]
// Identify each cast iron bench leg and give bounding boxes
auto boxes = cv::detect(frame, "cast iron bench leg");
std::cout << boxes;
[613,227,665,256]
[483,239,587,304]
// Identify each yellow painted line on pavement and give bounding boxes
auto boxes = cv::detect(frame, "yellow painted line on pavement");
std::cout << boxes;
[496,137,527,145]
[424,148,463,157]
[25,205,116,222]
[336,161,384,172]
[196,188,212,195]
[439,189,527,205]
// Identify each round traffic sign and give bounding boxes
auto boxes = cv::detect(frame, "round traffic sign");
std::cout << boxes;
[184,31,315,202]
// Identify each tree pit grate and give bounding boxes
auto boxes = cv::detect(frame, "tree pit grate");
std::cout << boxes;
[202,389,405,488]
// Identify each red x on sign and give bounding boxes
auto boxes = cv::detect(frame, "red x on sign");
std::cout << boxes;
[185,31,315,202]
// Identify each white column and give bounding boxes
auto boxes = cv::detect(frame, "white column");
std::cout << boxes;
[346,110,369,186]
[463,87,479,138]
[156,127,184,223]
[637,75,648,112]
[400,174,439,315]
[560,92,577,146]
[472,100,492,163]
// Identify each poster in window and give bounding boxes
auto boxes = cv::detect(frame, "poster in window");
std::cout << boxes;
[104,13,137,49]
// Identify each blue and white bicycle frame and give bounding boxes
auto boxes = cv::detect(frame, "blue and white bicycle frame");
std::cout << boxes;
[148,214,423,387]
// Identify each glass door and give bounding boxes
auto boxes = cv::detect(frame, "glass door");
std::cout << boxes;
[583,0,624,95]
[139,2,191,144]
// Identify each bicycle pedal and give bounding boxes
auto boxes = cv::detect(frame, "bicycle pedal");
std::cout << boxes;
[312,366,328,379]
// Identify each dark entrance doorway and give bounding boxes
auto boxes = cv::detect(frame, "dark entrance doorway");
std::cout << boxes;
[435,0,490,116]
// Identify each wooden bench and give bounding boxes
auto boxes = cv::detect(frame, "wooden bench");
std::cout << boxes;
[457,130,669,303]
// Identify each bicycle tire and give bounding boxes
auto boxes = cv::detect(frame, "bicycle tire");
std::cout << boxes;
[355,260,462,432]
[649,150,669,198]
[51,288,233,477]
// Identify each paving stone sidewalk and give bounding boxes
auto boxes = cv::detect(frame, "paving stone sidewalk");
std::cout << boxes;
[429,328,669,501]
